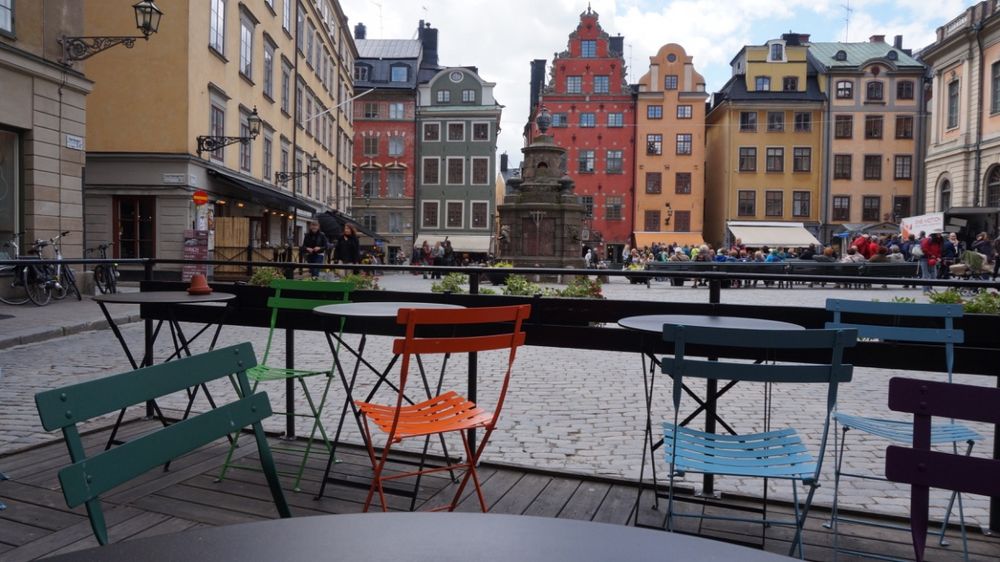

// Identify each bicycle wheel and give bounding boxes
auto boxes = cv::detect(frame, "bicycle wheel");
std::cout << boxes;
[23,265,52,306]
[0,270,29,305]
[52,266,68,300]
[63,266,81,300]
[107,265,119,293]
[93,265,109,294]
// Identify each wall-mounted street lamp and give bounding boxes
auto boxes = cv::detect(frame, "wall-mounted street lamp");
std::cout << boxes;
[61,0,163,63]
[275,152,320,184]
[197,106,262,158]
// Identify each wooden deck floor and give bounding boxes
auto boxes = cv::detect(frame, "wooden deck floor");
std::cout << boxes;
[1,418,997,561]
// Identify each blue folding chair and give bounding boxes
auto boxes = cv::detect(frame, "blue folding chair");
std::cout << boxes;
[661,325,857,559]
[824,299,980,561]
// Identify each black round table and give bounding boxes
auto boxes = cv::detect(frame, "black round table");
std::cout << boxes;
[313,301,463,318]
[49,513,795,561]
[618,314,803,333]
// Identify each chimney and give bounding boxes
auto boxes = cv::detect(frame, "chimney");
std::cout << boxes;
[781,32,810,45]
[870,34,886,43]
[500,153,509,173]
[609,34,625,57]
[354,22,366,40]
[529,59,546,116]
[893,35,903,49]
[418,21,439,67]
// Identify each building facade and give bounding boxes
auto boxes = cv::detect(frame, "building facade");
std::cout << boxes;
[82,0,355,274]
[705,33,825,247]
[533,7,633,262]
[415,66,501,255]
[633,43,707,249]
[810,37,925,240]
[0,0,92,262]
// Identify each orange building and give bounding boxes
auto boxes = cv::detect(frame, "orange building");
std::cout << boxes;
[633,44,707,249]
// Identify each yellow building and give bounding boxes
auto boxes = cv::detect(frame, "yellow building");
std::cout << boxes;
[705,33,824,248]
[633,43,707,249]
[81,0,356,274]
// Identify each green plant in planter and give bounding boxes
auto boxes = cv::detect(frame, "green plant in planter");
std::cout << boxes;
[340,273,381,291]
[490,261,513,268]
[502,274,543,296]
[431,273,469,294]
[479,287,497,295]
[963,291,1000,314]
[249,267,284,287]
[928,289,963,305]
[556,276,604,299]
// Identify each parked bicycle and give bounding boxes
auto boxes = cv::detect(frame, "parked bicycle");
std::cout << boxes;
[0,233,29,305]
[0,235,59,306]
[87,242,118,294]
[48,231,81,301]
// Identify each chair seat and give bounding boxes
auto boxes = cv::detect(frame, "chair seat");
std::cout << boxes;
[358,391,492,440]
[247,364,330,382]
[663,424,816,481]
[835,412,981,444]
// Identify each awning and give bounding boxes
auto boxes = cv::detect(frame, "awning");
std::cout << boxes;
[206,168,316,213]
[727,222,821,248]
[633,232,705,248]
[946,207,1000,216]
[327,210,386,241]
[416,233,492,253]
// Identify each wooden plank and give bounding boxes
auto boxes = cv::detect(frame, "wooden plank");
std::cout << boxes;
[125,516,200,541]
[0,517,52,546]
[0,496,84,531]
[0,480,86,514]
[130,494,263,527]
[591,484,637,525]
[155,483,322,519]
[454,468,523,512]
[1,506,142,562]
[43,511,170,558]
[556,481,610,521]
[488,473,551,516]
[521,477,580,518]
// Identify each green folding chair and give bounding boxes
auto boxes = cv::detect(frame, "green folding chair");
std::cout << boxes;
[35,343,291,545]
[217,278,352,491]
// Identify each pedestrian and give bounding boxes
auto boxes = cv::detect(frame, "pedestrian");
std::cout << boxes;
[431,241,444,279]
[334,223,360,265]
[584,248,593,268]
[300,220,330,277]
[918,232,942,293]
[420,241,433,279]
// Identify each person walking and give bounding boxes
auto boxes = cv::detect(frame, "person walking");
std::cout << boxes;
[919,232,942,293]
[300,220,330,278]
[334,223,361,265]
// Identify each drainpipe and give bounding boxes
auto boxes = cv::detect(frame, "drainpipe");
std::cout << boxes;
[974,21,986,207]
[821,73,833,242]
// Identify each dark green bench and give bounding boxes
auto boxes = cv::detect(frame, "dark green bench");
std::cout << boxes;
[34,343,291,545]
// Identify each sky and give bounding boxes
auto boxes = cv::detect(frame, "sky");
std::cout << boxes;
[341,0,977,165]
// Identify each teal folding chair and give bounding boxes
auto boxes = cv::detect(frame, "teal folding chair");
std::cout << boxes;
[824,299,980,561]
[218,278,352,491]
[660,325,857,559]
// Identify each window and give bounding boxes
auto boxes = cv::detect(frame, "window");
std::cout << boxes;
[664,75,678,90]
[647,105,663,119]
[436,90,451,103]
[263,42,274,98]
[793,112,811,132]
[834,155,852,179]
[362,136,378,156]
[446,158,464,184]
[767,111,784,132]
[646,134,662,155]
[262,133,272,181]
[673,210,691,232]
[472,202,489,229]
[866,81,884,101]
[836,80,854,99]
[472,158,490,184]
[606,196,623,220]
[391,65,408,82]
[581,40,596,58]
[361,170,379,198]
[645,172,662,194]
[282,0,290,31]
[354,64,369,81]
[783,76,798,91]
[239,14,253,78]
[738,147,756,172]
[792,191,810,217]
[940,180,952,211]
[765,191,783,217]
[834,115,853,138]
[388,103,405,120]
[462,89,476,103]
[675,134,692,155]
[305,21,313,64]
[894,155,912,180]
[473,122,489,141]
[578,150,595,173]
[644,210,661,232]
[446,202,463,228]
[607,112,624,127]
[947,80,959,129]
[281,61,291,113]
[295,4,304,50]
[423,123,440,141]
[280,141,289,178]
[422,158,439,184]
[832,196,851,221]
[893,196,912,220]
[581,195,594,218]
[864,155,882,180]
[551,113,568,127]
[755,76,771,91]
[677,105,692,119]
[738,190,756,216]
[115,196,156,259]
[792,147,811,172]
[606,150,623,173]
[770,43,784,61]
[862,196,881,222]
[447,122,465,141]
[766,147,784,172]
[388,135,404,157]
[209,0,226,54]
[865,115,883,139]
[897,80,914,100]
[594,76,609,94]
[422,201,439,228]
[993,62,1000,113]
[566,76,582,94]
[388,170,404,198]
[209,103,225,161]
[988,168,1000,207]
[579,113,596,127]
[363,102,379,119]
[388,212,402,233]
[896,115,914,139]
[740,111,757,132]
[239,114,252,171]
[675,172,692,194]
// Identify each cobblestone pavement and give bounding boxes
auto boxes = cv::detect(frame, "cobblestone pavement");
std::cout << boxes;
[0,274,994,528]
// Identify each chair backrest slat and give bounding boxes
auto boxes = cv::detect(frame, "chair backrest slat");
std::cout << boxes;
[58,393,273,507]
[267,296,348,311]
[35,344,257,431]
[823,322,963,344]
[660,358,853,384]
[394,332,527,355]
[396,305,527,326]
[826,299,964,318]
[269,278,355,293]
[661,325,858,350]
[887,377,1000,426]
[886,447,1000,498]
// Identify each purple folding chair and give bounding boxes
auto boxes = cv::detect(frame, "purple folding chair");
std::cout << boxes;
[885,377,1000,562]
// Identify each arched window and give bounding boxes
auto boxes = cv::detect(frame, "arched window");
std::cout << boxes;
[988,167,1000,208]
[940,180,952,211]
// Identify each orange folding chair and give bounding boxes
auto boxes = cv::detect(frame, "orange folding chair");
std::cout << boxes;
[356,304,530,512]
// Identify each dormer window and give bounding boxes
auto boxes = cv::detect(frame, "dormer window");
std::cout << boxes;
[755,76,771,91]
[390,64,408,82]
[887,50,899,61]
[835,50,847,61]
[354,64,370,81]
[769,43,784,61]
[581,40,597,58]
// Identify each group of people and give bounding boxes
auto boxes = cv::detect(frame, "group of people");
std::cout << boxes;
[300,220,361,277]
[410,239,479,278]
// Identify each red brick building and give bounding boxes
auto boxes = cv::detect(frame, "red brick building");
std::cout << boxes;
[532,7,634,262]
